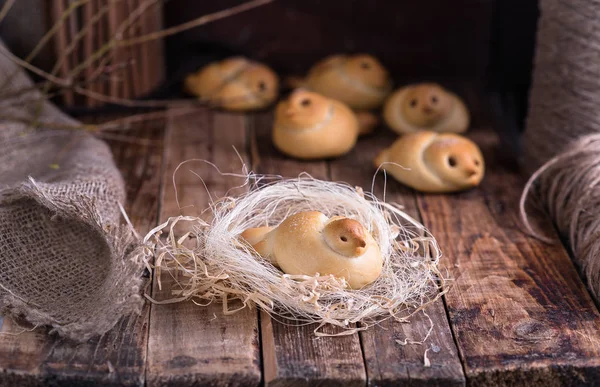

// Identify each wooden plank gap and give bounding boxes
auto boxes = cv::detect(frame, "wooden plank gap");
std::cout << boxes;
[247,111,366,387]
[328,126,465,387]
[418,128,600,385]
[146,107,261,387]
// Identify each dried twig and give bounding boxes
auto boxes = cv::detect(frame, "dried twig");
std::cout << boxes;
[0,113,97,131]
[51,1,74,104]
[28,0,91,64]
[0,0,90,93]
[95,131,160,145]
[0,0,16,24]
[0,0,276,137]
[0,45,71,87]
[97,108,195,131]
[62,0,156,91]
[73,87,198,108]
[117,0,275,47]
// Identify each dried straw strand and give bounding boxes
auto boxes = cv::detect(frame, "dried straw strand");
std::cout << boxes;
[117,0,275,47]
[141,174,445,335]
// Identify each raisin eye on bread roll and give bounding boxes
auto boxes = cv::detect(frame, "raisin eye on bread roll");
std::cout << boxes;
[374,131,484,193]
[290,54,392,136]
[304,54,393,111]
[272,89,360,160]
[383,83,470,135]
[184,56,279,111]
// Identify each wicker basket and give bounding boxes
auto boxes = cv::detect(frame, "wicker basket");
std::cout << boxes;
[0,0,165,107]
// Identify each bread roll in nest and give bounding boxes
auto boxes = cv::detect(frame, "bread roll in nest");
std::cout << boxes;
[141,174,445,335]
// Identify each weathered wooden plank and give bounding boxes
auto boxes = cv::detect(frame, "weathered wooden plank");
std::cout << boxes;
[260,312,366,387]
[418,129,600,385]
[248,111,366,387]
[329,128,465,386]
[146,108,261,387]
[0,119,166,386]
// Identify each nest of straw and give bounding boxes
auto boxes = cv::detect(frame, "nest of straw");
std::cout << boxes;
[142,176,445,335]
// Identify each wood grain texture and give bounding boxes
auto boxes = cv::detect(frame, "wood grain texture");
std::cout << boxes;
[329,128,465,387]
[107,2,122,100]
[51,0,74,105]
[0,119,166,387]
[84,0,95,107]
[138,0,152,94]
[261,312,366,387]
[96,0,107,103]
[146,108,261,387]
[248,111,366,387]
[418,128,600,386]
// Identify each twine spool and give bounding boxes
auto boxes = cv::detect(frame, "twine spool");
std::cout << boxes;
[522,0,600,296]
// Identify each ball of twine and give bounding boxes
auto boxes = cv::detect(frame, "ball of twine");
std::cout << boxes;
[521,0,600,296]
[143,176,444,335]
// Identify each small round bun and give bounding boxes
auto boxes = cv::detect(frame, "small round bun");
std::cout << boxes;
[305,54,392,110]
[272,89,359,160]
[184,56,279,111]
[383,83,469,134]
[374,131,484,193]
[241,211,383,289]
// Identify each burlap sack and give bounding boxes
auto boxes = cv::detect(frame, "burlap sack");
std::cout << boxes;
[0,40,145,341]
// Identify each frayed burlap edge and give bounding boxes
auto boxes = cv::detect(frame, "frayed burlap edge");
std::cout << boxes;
[0,179,146,342]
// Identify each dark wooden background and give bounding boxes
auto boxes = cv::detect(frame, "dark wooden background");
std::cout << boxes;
[0,0,539,130]
[164,0,539,129]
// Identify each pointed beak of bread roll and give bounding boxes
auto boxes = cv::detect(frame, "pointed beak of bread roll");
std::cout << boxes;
[465,166,478,176]
[324,218,368,257]
[462,158,481,179]
[285,108,296,118]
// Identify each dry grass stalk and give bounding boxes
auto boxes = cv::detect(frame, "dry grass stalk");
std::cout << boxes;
[0,0,276,138]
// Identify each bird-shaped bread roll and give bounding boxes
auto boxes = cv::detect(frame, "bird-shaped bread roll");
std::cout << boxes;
[288,54,392,135]
[383,83,470,135]
[240,211,383,289]
[374,131,484,193]
[184,56,279,111]
[272,89,359,160]
[303,54,393,110]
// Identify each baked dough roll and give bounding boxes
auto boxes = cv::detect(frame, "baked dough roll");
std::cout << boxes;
[374,131,484,193]
[383,83,469,135]
[304,54,392,110]
[273,89,359,160]
[240,211,383,289]
[184,56,279,111]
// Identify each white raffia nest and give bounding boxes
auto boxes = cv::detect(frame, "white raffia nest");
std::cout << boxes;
[142,174,445,335]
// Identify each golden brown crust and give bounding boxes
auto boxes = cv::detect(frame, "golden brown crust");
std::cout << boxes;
[184,57,279,111]
[240,211,383,289]
[239,226,276,263]
[272,89,359,160]
[240,226,273,246]
[304,54,392,110]
[383,83,470,135]
[374,131,484,193]
[323,218,368,257]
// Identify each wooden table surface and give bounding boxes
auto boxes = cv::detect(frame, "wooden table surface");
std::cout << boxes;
[2,89,600,386]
